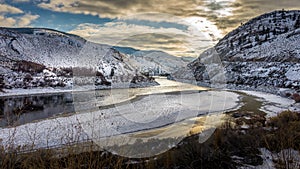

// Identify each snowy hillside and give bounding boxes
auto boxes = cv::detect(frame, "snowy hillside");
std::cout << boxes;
[175,10,300,95]
[216,10,300,62]
[0,28,157,91]
[113,46,194,76]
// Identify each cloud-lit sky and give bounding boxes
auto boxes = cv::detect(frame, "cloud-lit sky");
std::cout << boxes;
[0,0,300,57]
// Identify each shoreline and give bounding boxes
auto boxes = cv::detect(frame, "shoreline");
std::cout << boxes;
[0,82,159,98]
[0,77,297,155]
[0,90,241,152]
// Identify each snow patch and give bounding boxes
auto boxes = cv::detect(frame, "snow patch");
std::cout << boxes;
[241,90,295,117]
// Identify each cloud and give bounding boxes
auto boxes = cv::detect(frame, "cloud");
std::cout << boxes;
[0,13,39,27]
[11,0,31,3]
[17,13,39,26]
[36,0,238,38]
[0,4,39,27]
[0,15,17,26]
[38,0,204,19]
[36,0,235,56]
[0,4,23,14]
[68,19,217,57]
[119,33,194,56]
[68,22,190,44]
[36,0,238,24]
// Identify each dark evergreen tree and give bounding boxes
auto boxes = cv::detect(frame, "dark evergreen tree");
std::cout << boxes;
[262,26,266,33]
[266,27,270,34]
[255,34,260,42]
[110,68,115,77]
[295,16,300,29]
[272,29,277,35]
[292,13,297,21]
[230,40,234,49]
[284,26,289,33]
[0,75,4,90]
[238,37,242,45]
[281,9,286,19]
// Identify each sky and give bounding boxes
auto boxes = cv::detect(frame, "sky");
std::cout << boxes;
[0,0,300,57]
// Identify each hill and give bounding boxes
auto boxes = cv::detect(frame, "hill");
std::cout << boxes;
[0,28,156,91]
[177,10,300,95]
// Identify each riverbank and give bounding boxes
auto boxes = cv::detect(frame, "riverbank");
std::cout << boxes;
[0,77,296,151]
[1,107,299,168]
[0,81,159,98]
[0,90,241,155]
[0,77,299,168]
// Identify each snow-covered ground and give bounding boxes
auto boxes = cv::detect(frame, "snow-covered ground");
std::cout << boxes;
[241,90,297,117]
[240,148,300,169]
[0,77,296,152]
[124,50,193,76]
[0,90,240,153]
[0,87,74,97]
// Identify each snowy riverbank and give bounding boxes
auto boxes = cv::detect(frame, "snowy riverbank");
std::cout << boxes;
[0,90,241,153]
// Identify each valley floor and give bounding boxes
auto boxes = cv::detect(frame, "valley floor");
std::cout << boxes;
[0,77,299,168]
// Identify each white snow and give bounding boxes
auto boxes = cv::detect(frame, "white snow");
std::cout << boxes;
[43,69,56,77]
[0,87,90,97]
[241,90,295,117]
[239,148,275,169]
[285,65,300,81]
[240,124,250,129]
[0,90,240,151]
[124,51,193,75]
[0,28,145,91]
[241,148,300,169]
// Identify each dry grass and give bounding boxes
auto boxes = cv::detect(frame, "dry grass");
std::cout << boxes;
[1,110,300,169]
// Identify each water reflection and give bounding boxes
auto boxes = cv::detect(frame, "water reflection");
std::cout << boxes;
[0,93,74,127]
[0,77,207,128]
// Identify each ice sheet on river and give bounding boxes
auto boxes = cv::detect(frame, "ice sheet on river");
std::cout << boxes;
[0,90,240,153]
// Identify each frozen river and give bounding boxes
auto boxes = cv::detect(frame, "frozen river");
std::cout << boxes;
[0,77,295,157]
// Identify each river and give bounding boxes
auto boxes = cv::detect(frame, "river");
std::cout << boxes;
[0,77,294,158]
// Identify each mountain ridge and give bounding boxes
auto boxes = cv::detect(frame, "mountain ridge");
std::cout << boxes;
[112,46,194,76]
[174,10,300,96]
[0,27,157,90]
